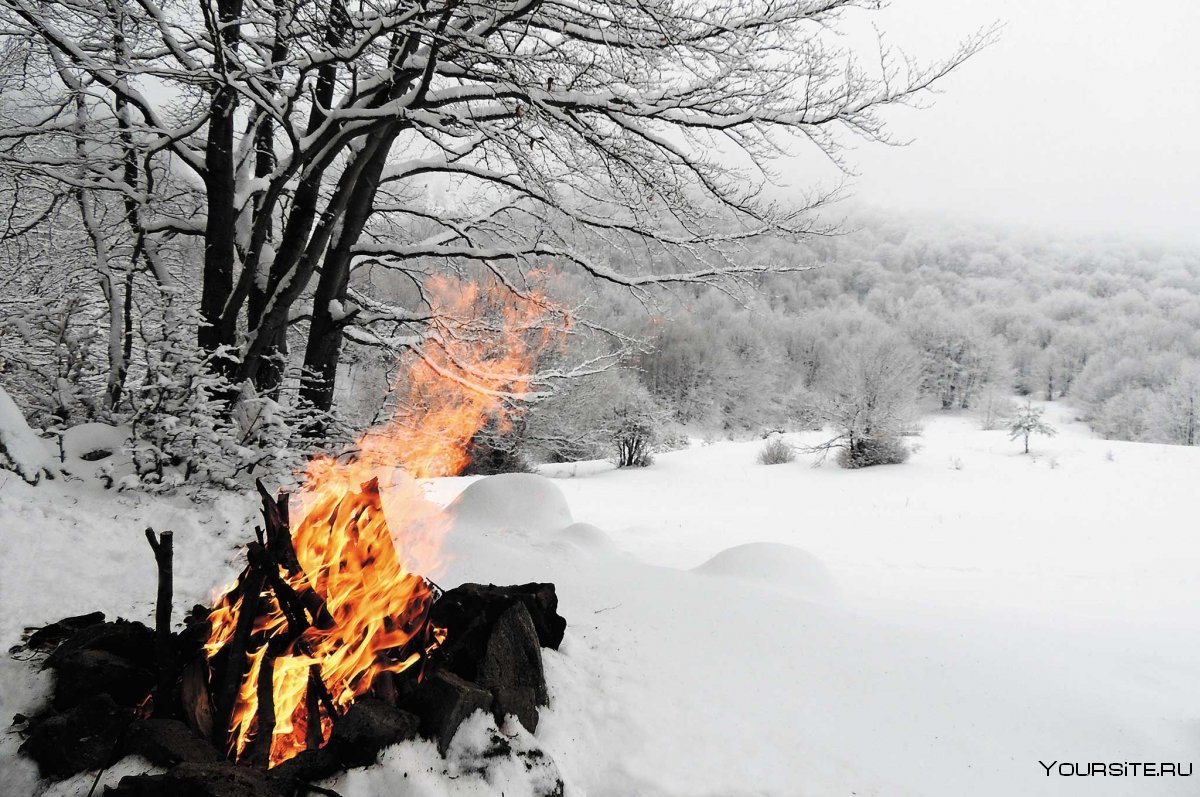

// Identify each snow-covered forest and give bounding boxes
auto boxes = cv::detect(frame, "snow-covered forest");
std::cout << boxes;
[8,210,1200,486]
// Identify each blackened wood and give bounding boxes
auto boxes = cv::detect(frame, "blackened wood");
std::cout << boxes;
[255,480,334,631]
[304,666,323,751]
[180,657,214,740]
[244,647,277,768]
[144,529,174,717]
[210,558,267,753]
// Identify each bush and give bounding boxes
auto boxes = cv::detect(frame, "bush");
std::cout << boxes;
[611,404,657,467]
[120,304,316,491]
[836,436,910,469]
[757,437,795,465]
[657,425,691,454]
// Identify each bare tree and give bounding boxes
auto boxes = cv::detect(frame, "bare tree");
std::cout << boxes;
[0,0,992,435]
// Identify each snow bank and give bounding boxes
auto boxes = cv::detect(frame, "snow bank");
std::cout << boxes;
[446,473,573,535]
[693,541,836,598]
[0,385,59,484]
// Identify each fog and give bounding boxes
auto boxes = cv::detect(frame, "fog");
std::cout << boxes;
[792,0,1200,247]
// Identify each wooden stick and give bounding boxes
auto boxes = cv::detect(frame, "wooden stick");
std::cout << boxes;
[257,480,335,630]
[245,645,278,768]
[144,528,173,717]
[305,665,324,751]
[210,557,267,753]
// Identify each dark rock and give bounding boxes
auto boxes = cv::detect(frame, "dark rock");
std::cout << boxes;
[105,762,287,797]
[477,602,548,732]
[329,697,420,766]
[20,693,132,780]
[118,719,221,767]
[404,670,493,753]
[269,747,342,788]
[432,583,566,655]
[271,697,421,783]
[45,619,156,670]
[26,612,106,652]
[48,648,154,710]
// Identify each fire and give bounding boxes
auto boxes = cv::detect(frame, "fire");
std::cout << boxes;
[205,275,565,766]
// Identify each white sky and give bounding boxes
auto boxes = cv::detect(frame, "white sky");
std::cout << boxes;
[793,0,1200,246]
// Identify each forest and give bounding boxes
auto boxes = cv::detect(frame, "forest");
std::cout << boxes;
[6,202,1200,488]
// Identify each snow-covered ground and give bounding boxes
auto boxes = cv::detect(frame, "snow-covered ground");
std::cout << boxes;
[3,402,1198,796]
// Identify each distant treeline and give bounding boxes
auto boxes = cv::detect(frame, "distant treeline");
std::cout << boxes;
[540,214,1200,448]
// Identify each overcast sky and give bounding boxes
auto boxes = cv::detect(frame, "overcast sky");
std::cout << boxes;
[802,0,1200,247]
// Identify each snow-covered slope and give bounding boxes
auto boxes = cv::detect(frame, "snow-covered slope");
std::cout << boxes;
[3,402,1198,796]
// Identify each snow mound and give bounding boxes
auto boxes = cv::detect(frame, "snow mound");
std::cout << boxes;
[448,473,573,535]
[693,542,836,597]
[62,423,127,461]
[557,522,616,552]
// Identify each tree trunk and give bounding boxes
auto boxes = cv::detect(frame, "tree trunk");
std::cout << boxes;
[198,0,245,360]
[298,132,398,429]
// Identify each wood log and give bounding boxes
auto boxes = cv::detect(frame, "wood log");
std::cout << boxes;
[244,646,277,768]
[143,529,173,718]
[305,666,323,751]
[209,556,267,753]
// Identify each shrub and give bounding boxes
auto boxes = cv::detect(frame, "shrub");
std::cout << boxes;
[611,404,658,467]
[836,436,910,469]
[757,437,795,465]
[657,425,691,454]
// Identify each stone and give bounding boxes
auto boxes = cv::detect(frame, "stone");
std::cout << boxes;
[404,670,493,754]
[477,602,548,732]
[105,762,287,797]
[20,693,131,780]
[118,719,221,767]
[45,619,155,671]
[48,648,153,710]
[26,611,106,652]
[432,583,566,654]
[329,697,420,767]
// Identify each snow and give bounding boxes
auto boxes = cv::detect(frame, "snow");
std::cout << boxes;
[3,401,1199,795]
[445,473,574,535]
[60,423,126,461]
[0,385,59,485]
[693,541,837,598]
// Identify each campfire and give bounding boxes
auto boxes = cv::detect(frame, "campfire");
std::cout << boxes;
[203,478,447,769]
[13,278,570,796]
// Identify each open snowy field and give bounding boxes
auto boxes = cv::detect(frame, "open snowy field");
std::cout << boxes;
[3,401,1198,796]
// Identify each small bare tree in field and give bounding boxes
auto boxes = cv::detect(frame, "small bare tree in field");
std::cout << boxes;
[0,0,993,441]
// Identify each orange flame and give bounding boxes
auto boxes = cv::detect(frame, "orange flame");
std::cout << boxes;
[205,275,565,766]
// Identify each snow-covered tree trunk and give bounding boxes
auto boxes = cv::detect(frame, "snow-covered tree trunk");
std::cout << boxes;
[0,384,60,484]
